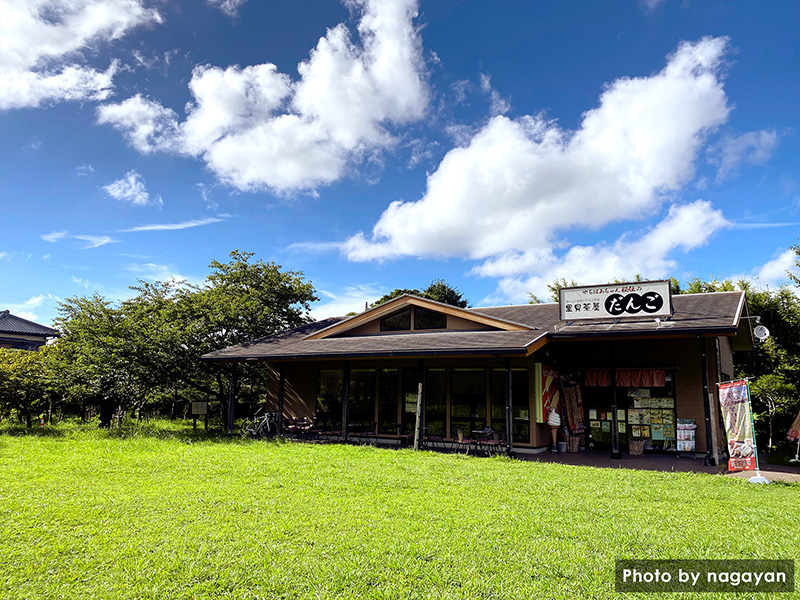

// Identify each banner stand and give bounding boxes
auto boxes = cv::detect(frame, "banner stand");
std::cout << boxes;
[716,378,770,484]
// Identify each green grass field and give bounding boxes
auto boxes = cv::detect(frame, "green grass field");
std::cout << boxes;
[1,422,797,600]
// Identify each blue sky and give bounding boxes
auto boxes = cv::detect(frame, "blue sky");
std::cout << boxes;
[1,0,798,326]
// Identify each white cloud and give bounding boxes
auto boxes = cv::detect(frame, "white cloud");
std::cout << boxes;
[195,183,218,210]
[343,37,731,263]
[310,284,386,320]
[72,276,90,289]
[97,0,429,193]
[709,129,780,182]
[3,295,46,322]
[74,235,117,249]
[207,0,249,18]
[731,248,800,289]
[41,230,68,242]
[478,200,729,303]
[120,217,225,232]
[480,73,510,116]
[97,95,182,154]
[0,0,162,110]
[0,250,32,261]
[640,0,667,13]
[76,163,95,176]
[104,170,163,207]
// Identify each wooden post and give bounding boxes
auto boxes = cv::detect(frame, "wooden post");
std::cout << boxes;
[610,352,621,459]
[413,360,424,450]
[698,336,716,466]
[276,364,286,435]
[341,362,350,443]
[505,361,514,456]
[226,368,237,435]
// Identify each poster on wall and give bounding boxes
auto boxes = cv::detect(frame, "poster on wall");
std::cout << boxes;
[718,380,758,472]
[536,364,562,423]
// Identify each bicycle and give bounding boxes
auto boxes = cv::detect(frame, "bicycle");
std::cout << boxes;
[241,410,278,438]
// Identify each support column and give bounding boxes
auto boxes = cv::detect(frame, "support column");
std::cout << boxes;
[413,360,424,450]
[505,361,514,457]
[276,363,286,435]
[610,357,621,459]
[341,362,350,443]
[226,367,237,435]
[698,336,717,466]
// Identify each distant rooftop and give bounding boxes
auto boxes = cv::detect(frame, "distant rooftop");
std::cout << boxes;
[0,310,58,337]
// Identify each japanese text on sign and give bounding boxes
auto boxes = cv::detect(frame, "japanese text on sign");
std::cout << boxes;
[559,281,672,321]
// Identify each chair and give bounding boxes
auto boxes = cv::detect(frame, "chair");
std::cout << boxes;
[397,423,413,447]
[482,430,506,457]
[452,428,476,455]
[307,417,325,442]
[423,428,444,451]
[361,422,377,446]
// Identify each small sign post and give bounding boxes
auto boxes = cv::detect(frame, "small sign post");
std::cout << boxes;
[192,401,208,431]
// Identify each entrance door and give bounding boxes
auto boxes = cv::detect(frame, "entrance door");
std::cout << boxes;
[583,387,627,451]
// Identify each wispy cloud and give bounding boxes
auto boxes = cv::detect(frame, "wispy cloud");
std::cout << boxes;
[288,240,343,254]
[3,294,47,322]
[104,170,163,207]
[76,163,95,176]
[72,276,90,289]
[310,284,386,320]
[0,250,32,261]
[74,235,118,249]
[119,216,225,232]
[728,222,799,230]
[41,230,69,243]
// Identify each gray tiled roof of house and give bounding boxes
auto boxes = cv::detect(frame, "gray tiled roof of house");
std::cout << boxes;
[202,291,747,362]
[0,310,58,336]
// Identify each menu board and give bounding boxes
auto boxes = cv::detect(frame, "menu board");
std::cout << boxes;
[628,408,675,440]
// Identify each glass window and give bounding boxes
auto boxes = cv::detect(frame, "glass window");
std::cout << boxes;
[424,369,447,436]
[317,369,343,428]
[400,368,421,435]
[415,307,446,330]
[378,369,399,434]
[380,308,411,331]
[348,369,376,429]
[491,369,530,443]
[450,368,486,437]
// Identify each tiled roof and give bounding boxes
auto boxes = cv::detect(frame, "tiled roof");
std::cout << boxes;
[202,291,747,362]
[0,310,58,336]
[473,291,745,337]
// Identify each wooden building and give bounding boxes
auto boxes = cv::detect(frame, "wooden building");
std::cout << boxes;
[202,284,753,465]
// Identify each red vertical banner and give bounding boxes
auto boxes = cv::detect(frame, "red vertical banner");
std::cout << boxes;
[718,380,757,472]
[541,365,562,417]
[787,410,800,442]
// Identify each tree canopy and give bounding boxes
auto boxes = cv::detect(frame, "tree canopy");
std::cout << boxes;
[370,279,469,309]
[0,251,316,426]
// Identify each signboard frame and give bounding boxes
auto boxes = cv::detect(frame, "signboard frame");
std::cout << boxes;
[558,280,673,322]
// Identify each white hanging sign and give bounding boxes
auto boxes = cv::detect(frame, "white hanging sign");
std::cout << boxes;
[558,280,672,321]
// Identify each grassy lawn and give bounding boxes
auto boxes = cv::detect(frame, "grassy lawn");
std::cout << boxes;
[0,422,797,600]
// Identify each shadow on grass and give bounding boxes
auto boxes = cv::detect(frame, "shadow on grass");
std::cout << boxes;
[0,419,289,445]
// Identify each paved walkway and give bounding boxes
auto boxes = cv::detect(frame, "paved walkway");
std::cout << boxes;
[517,449,800,483]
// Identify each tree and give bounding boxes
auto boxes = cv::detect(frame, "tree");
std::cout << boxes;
[0,348,51,426]
[370,280,469,308]
[788,244,800,287]
[749,372,797,450]
[422,279,469,308]
[38,251,317,427]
